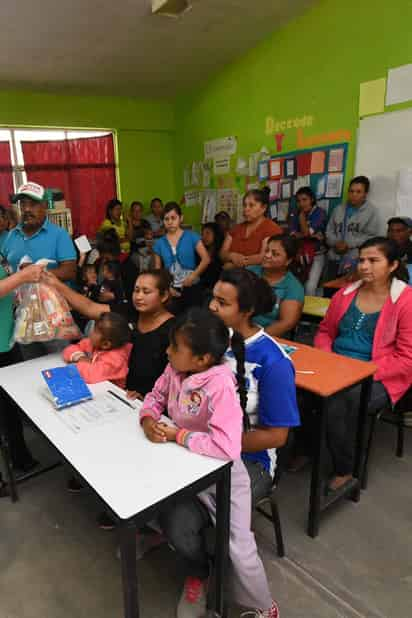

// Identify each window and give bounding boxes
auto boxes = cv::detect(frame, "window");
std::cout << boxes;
[0,128,118,238]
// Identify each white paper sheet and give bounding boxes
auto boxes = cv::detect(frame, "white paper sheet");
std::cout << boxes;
[294,175,311,194]
[74,235,92,253]
[184,191,200,207]
[281,181,292,199]
[258,160,269,180]
[328,148,344,172]
[386,64,412,106]
[202,190,217,223]
[50,393,131,434]
[248,153,260,176]
[325,173,343,198]
[213,157,231,175]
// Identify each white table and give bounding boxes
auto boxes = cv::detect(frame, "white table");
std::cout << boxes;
[0,354,232,618]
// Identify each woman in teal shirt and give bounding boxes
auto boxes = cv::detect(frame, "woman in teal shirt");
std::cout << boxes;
[0,260,44,497]
[249,234,304,337]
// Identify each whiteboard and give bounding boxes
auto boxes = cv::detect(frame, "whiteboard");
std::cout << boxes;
[355,107,412,233]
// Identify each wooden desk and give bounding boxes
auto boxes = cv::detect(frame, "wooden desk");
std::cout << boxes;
[277,339,376,537]
[0,355,232,618]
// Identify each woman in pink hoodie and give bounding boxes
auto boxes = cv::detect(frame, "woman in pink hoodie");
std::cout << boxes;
[296,237,412,492]
[63,312,132,388]
[140,307,279,618]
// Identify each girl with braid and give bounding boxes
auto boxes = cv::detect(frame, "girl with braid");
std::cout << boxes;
[140,307,280,618]
[210,268,300,506]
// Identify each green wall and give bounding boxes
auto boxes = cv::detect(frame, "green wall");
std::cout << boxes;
[174,0,412,226]
[0,89,176,210]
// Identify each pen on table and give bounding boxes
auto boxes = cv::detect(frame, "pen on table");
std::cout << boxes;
[296,370,315,374]
[107,389,136,409]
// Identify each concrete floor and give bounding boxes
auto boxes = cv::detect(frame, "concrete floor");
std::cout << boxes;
[1,419,411,618]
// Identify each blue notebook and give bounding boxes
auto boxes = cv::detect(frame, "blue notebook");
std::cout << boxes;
[42,365,93,410]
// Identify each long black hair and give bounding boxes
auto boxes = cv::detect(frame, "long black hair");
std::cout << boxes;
[243,186,270,210]
[218,268,275,318]
[359,237,409,283]
[202,221,225,256]
[105,198,122,222]
[170,307,249,429]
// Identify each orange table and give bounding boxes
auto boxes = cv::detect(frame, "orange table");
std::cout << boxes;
[277,339,376,537]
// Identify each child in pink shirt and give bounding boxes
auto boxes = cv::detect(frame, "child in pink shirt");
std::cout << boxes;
[140,307,279,618]
[63,312,132,388]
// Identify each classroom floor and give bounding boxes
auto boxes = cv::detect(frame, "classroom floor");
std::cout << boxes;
[1,417,411,618]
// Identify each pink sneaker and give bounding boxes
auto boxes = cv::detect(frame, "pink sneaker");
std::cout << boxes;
[177,576,208,618]
[241,600,280,618]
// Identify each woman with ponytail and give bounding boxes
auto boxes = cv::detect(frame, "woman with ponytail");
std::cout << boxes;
[221,188,281,268]
[302,237,412,492]
[140,307,280,618]
[210,268,300,503]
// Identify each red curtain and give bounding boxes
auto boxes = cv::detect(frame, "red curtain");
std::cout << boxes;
[22,134,117,238]
[0,142,14,206]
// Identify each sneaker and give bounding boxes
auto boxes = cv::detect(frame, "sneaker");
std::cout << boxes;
[97,512,116,530]
[177,576,208,618]
[67,477,84,493]
[241,601,280,618]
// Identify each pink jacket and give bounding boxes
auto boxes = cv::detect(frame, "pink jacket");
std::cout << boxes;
[140,363,242,461]
[63,339,132,388]
[315,278,412,404]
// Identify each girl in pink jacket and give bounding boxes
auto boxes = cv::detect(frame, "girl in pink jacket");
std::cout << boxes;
[63,312,132,388]
[140,307,279,618]
[294,237,412,493]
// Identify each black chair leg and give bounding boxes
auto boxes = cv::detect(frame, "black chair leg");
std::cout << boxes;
[361,412,378,490]
[396,415,405,458]
[269,495,285,558]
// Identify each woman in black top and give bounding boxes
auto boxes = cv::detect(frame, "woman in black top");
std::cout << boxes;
[45,268,174,399]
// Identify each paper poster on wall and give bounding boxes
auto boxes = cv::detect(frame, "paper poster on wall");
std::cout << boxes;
[386,64,412,106]
[325,173,344,198]
[268,181,280,201]
[248,153,260,176]
[258,160,269,181]
[284,158,296,179]
[310,151,326,174]
[269,159,281,179]
[184,166,191,188]
[217,189,238,219]
[328,148,344,172]
[184,191,201,207]
[236,157,248,175]
[191,162,201,185]
[281,181,292,200]
[202,190,217,223]
[294,175,310,194]
[246,181,260,191]
[214,156,231,175]
[202,163,211,188]
[277,201,290,222]
[316,175,327,198]
[205,136,237,159]
[396,168,412,218]
[359,78,386,117]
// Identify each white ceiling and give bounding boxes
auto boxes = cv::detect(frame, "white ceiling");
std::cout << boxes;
[3,0,315,97]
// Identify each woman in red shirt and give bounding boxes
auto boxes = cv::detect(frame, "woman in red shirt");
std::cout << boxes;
[221,188,281,268]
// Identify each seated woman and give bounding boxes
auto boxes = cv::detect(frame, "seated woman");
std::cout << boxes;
[99,198,129,253]
[209,268,300,503]
[153,202,210,311]
[127,201,151,256]
[200,221,224,293]
[249,234,304,338]
[220,188,281,268]
[290,187,327,296]
[293,237,412,491]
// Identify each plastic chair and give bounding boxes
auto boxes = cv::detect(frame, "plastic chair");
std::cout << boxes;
[362,388,412,489]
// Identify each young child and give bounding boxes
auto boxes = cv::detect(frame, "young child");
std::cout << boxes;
[140,308,279,618]
[98,260,126,305]
[79,263,99,300]
[63,312,132,388]
[131,227,156,272]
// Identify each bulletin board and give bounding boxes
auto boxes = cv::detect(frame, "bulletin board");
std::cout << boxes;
[183,142,348,229]
[262,143,349,225]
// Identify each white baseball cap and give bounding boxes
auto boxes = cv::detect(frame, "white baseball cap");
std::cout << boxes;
[12,182,46,203]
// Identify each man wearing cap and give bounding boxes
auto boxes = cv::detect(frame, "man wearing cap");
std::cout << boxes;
[2,182,76,280]
[387,217,412,264]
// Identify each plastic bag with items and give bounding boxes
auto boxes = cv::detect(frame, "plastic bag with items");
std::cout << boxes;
[14,282,81,344]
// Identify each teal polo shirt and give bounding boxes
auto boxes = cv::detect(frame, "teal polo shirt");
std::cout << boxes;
[2,219,76,272]
[248,266,304,326]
